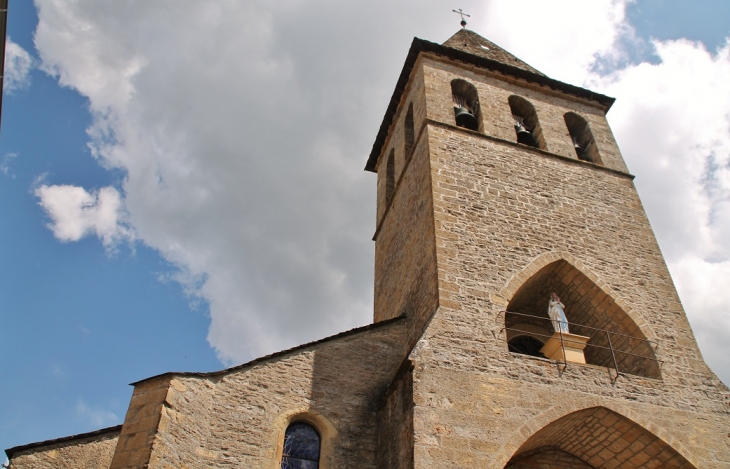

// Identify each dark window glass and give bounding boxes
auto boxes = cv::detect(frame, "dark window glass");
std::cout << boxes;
[281,422,320,469]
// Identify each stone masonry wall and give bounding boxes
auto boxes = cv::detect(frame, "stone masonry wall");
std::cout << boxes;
[9,429,120,469]
[420,109,726,402]
[373,58,442,351]
[509,406,694,468]
[506,448,593,469]
[373,126,439,351]
[135,319,408,469]
[149,377,215,468]
[421,55,628,174]
[403,57,729,468]
[376,63,428,227]
[110,377,172,469]
[376,361,415,469]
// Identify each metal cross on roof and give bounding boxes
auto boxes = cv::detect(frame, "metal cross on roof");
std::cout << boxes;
[452,9,470,28]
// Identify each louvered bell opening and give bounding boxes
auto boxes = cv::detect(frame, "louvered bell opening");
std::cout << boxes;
[513,115,537,147]
[453,93,479,131]
[572,136,593,162]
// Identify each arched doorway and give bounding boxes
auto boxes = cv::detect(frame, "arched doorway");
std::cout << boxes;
[505,259,660,379]
[505,407,695,468]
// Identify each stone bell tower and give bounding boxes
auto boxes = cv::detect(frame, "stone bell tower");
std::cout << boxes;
[368,29,730,468]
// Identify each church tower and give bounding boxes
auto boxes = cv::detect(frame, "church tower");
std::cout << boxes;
[369,29,730,468]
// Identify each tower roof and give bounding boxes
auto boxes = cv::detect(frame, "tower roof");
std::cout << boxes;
[365,31,615,172]
[442,29,544,76]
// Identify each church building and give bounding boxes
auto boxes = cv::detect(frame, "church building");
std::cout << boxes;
[7,28,730,469]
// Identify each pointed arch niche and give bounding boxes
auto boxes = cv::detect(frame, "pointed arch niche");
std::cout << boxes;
[505,259,661,379]
[504,407,696,469]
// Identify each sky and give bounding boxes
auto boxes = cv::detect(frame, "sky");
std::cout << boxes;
[1,0,729,454]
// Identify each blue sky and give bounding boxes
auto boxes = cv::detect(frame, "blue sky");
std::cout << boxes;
[1,0,729,455]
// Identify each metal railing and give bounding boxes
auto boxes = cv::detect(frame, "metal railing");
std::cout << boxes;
[497,311,662,380]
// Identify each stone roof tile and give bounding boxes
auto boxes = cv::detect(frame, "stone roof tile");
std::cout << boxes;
[442,29,544,75]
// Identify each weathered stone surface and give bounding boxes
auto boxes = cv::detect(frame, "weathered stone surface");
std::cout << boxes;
[129,319,408,469]
[110,377,171,469]
[506,448,593,468]
[442,29,545,76]
[9,427,120,469]
[374,61,439,354]
[377,361,415,469]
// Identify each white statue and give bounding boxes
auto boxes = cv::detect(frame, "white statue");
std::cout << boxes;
[548,292,569,333]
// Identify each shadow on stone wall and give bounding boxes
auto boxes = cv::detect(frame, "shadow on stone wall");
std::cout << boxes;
[505,406,696,469]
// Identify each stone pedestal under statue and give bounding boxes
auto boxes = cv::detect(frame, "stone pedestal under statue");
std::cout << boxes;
[540,332,590,364]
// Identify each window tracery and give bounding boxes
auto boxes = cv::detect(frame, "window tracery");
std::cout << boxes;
[281,422,321,469]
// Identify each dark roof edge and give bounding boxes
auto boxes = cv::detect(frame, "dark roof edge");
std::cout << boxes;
[0,0,8,133]
[130,315,406,386]
[365,37,616,172]
[6,425,122,459]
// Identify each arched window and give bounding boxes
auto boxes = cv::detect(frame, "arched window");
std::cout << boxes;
[508,95,546,150]
[508,335,544,357]
[404,103,415,160]
[281,422,321,469]
[385,149,395,206]
[564,112,601,164]
[451,79,480,131]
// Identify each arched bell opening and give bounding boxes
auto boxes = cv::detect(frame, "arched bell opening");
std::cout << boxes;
[385,149,395,207]
[505,260,661,379]
[564,112,601,164]
[404,102,415,161]
[505,407,696,469]
[451,79,481,131]
[508,95,547,150]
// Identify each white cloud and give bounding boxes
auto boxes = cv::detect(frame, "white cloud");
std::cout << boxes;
[31,0,730,384]
[75,400,119,428]
[596,39,730,259]
[3,39,33,92]
[669,255,730,381]
[33,0,451,364]
[50,364,66,380]
[1,152,18,177]
[35,184,133,248]
[481,0,635,85]
[586,39,730,384]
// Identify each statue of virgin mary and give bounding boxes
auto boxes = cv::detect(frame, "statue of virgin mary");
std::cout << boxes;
[548,292,569,333]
